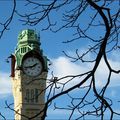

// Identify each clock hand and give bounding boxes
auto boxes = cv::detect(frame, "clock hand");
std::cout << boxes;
[24,63,38,69]
[32,63,38,67]
[31,63,38,70]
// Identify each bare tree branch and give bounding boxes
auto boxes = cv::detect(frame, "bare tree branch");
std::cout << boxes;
[0,0,16,39]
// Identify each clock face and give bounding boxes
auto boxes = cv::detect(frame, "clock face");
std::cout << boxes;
[22,57,43,77]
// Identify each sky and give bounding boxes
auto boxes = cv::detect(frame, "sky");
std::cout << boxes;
[0,0,120,120]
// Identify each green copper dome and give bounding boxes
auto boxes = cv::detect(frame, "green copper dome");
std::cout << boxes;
[15,29,47,70]
[17,29,40,48]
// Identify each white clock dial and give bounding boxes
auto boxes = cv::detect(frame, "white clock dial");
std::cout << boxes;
[22,57,42,77]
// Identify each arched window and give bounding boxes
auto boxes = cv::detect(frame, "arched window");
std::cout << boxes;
[35,89,38,103]
[23,47,24,53]
[31,89,34,103]
[21,48,23,53]
[24,47,26,52]
[26,89,29,103]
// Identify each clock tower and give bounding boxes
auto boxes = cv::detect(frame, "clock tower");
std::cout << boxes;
[11,29,48,120]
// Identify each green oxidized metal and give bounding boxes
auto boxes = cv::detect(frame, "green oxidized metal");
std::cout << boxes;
[15,29,47,70]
